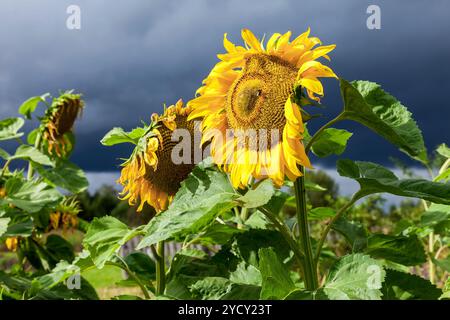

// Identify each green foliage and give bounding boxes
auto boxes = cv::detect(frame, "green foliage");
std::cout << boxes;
[1,177,62,213]
[258,247,295,300]
[365,234,426,266]
[381,269,441,300]
[100,127,146,146]
[339,79,428,163]
[83,216,143,268]
[137,165,238,248]
[36,160,89,193]
[8,145,54,167]
[311,128,352,157]
[18,94,49,119]
[337,159,450,204]
[0,118,24,141]
[322,254,385,300]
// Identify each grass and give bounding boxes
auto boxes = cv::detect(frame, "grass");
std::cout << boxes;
[81,265,144,300]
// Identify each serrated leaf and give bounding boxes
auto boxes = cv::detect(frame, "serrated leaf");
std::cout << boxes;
[337,159,450,204]
[124,252,156,281]
[100,127,146,146]
[190,277,232,300]
[323,253,385,300]
[9,145,54,167]
[229,261,262,286]
[381,269,441,300]
[0,117,24,141]
[1,178,62,213]
[195,223,242,246]
[18,94,49,119]
[36,160,89,193]
[83,216,143,268]
[437,143,450,158]
[137,166,238,249]
[340,79,427,163]
[311,128,352,157]
[232,229,292,267]
[259,247,295,300]
[237,179,275,208]
[0,217,10,237]
[331,217,368,252]
[365,234,426,266]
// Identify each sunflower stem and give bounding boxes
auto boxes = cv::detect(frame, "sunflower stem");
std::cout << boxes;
[27,132,42,180]
[155,241,166,296]
[294,167,318,291]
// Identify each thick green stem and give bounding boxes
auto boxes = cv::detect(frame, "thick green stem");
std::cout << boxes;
[155,241,166,295]
[294,168,318,291]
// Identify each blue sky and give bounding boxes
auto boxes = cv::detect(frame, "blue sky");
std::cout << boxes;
[0,0,449,183]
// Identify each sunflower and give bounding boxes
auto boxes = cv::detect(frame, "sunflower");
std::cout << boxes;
[48,198,81,231]
[188,28,336,188]
[118,99,198,212]
[41,92,84,157]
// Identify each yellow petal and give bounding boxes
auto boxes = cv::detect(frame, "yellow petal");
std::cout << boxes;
[241,29,263,51]
[298,78,324,95]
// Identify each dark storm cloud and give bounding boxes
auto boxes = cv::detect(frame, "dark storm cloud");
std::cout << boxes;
[0,0,449,171]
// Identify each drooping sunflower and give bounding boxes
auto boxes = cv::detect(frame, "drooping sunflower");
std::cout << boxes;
[188,28,337,188]
[47,198,81,231]
[118,99,198,212]
[41,92,84,157]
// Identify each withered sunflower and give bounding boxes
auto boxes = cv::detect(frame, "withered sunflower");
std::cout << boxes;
[188,28,337,188]
[41,92,84,157]
[48,198,81,231]
[118,99,197,212]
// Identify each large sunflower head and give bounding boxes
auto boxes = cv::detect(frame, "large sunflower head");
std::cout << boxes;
[118,99,198,212]
[188,28,337,188]
[41,92,84,157]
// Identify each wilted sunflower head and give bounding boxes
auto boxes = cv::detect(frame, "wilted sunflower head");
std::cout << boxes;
[48,197,81,231]
[118,99,198,212]
[41,92,84,157]
[188,28,337,188]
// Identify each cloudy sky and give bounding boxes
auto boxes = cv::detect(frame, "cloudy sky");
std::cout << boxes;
[1,0,449,195]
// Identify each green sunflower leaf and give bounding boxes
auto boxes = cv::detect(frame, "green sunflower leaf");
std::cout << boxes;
[9,145,55,167]
[83,216,143,268]
[237,179,275,208]
[337,159,450,204]
[137,165,238,249]
[18,94,49,119]
[258,247,295,300]
[0,117,25,141]
[381,269,441,300]
[437,143,450,158]
[36,160,89,193]
[323,253,385,300]
[340,79,428,164]
[331,217,368,252]
[0,177,62,213]
[0,217,10,237]
[365,234,427,266]
[100,127,146,146]
[311,128,353,158]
